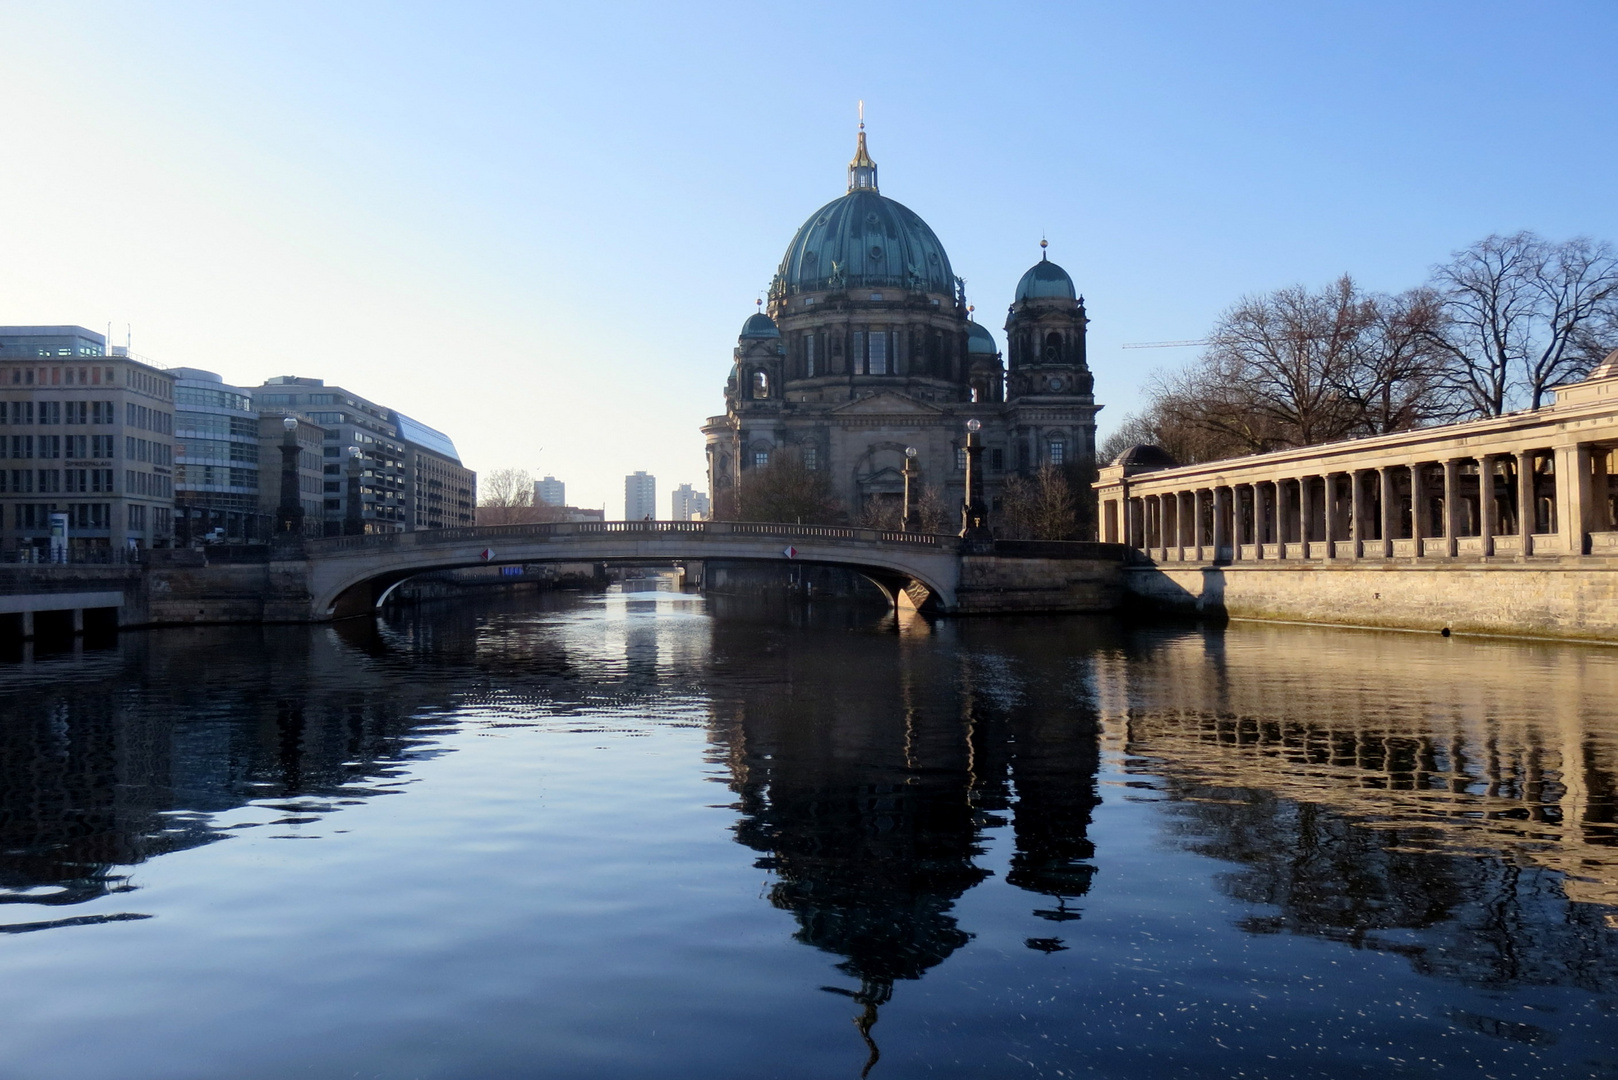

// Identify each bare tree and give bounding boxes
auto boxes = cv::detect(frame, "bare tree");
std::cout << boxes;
[998,465,1078,540]
[477,467,543,525]
[733,450,844,524]
[1430,232,1618,414]
[1337,286,1460,434]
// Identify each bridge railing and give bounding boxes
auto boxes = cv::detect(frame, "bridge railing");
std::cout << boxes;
[303,520,955,555]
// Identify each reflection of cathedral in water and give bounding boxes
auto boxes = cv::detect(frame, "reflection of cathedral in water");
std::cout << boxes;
[705,611,1106,1069]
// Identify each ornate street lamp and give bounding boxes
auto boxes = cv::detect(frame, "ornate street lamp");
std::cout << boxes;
[344,445,365,536]
[901,446,919,531]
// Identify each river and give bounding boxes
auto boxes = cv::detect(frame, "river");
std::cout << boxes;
[0,591,1614,1078]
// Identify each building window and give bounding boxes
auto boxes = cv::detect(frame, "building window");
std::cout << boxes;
[752,370,769,398]
[852,331,865,373]
[1044,332,1063,362]
[754,450,770,468]
[956,447,967,471]
[804,334,816,377]
[803,446,817,470]
[992,448,1004,471]
[869,331,887,375]
[1049,440,1066,466]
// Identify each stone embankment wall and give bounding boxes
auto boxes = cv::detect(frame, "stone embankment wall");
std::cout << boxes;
[1126,559,1618,642]
[954,554,1126,614]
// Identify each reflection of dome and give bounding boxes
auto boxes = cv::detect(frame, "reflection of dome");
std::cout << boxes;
[1112,443,1177,469]
[1014,254,1077,302]
[740,312,780,339]
[966,322,998,355]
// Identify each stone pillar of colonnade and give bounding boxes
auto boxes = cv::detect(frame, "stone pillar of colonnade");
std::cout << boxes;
[1556,443,1593,556]
[1378,467,1396,558]
[1231,484,1247,558]
[1192,489,1207,560]
[1255,482,1270,558]
[1163,491,1178,558]
[1212,486,1231,560]
[1517,450,1535,554]
[1322,472,1340,558]
[1348,469,1365,559]
[1479,453,1496,557]
[1442,458,1461,557]
[1411,461,1428,555]
[1297,476,1312,557]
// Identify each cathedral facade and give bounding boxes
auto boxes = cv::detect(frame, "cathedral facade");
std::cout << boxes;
[703,126,1100,529]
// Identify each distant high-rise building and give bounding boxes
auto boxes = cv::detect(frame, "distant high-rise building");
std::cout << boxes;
[624,471,656,521]
[671,483,709,521]
[535,475,565,507]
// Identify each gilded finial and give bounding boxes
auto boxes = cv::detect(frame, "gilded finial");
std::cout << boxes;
[847,104,878,193]
[1040,236,1048,261]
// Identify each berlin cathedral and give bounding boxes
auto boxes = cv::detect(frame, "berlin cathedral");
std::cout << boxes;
[703,123,1101,525]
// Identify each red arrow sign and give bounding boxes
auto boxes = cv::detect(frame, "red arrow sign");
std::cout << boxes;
[782,545,797,559]
[480,548,495,562]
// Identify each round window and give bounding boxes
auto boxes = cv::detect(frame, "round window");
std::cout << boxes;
[869,246,883,260]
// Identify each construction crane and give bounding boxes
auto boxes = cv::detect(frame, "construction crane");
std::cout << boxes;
[1120,339,1210,350]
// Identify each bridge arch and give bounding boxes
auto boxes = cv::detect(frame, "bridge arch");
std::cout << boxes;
[302,521,962,621]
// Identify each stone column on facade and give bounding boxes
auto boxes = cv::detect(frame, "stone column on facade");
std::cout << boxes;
[1378,467,1396,558]
[1192,489,1207,559]
[1557,444,1593,556]
[1298,476,1313,556]
[1411,462,1427,553]
[1478,453,1496,557]
[1322,472,1339,557]
[1211,486,1229,560]
[1516,450,1535,553]
[1348,470,1365,559]
[1442,458,1461,557]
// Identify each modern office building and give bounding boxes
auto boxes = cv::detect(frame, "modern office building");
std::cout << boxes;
[625,471,656,521]
[536,475,566,507]
[0,326,175,556]
[172,368,263,544]
[671,483,709,521]
[251,377,474,534]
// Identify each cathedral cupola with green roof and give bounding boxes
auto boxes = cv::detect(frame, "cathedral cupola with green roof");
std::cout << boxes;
[704,119,1101,528]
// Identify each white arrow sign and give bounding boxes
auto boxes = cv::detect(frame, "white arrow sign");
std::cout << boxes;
[782,545,797,559]
[480,548,495,562]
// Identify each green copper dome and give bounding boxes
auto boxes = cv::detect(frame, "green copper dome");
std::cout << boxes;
[1014,254,1077,302]
[966,321,998,355]
[774,129,955,298]
[740,312,780,338]
[776,191,955,297]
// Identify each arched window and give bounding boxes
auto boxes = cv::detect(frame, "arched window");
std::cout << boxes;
[1049,438,1066,466]
[1044,332,1063,363]
[752,370,769,398]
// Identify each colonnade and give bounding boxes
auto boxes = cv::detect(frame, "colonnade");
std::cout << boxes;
[1106,443,1618,562]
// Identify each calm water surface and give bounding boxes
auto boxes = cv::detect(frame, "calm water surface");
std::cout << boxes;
[0,592,1615,1079]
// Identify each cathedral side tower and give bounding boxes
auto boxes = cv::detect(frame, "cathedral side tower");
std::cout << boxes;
[1004,242,1099,472]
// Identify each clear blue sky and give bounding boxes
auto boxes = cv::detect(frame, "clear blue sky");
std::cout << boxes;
[4,2,1615,512]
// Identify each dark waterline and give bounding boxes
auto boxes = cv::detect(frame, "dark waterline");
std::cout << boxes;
[0,591,1615,1079]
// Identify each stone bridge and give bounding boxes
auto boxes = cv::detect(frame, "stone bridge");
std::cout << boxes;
[0,524,1130,634]
[306,520,969,618]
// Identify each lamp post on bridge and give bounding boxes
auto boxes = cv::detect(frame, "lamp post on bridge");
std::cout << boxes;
[902,446,919,531]
[273,416,306,556]
[344,445,365,536]
[960,418,992,550]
